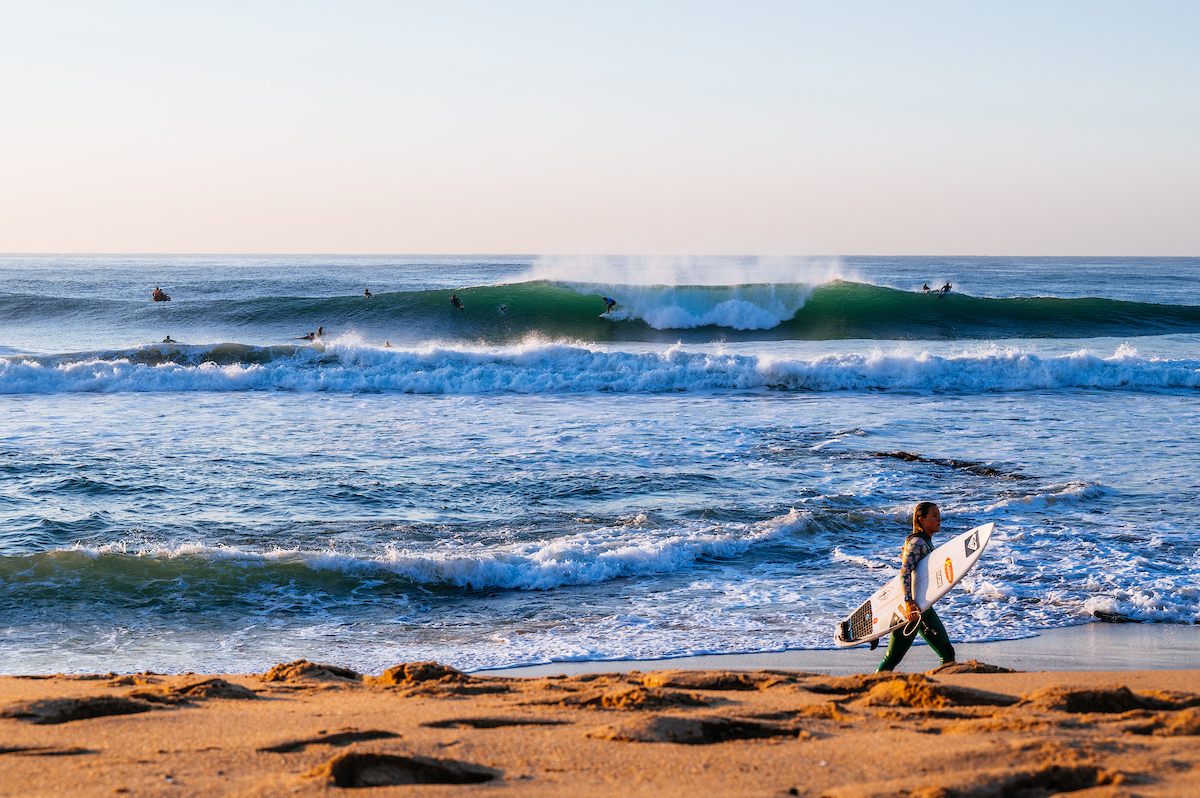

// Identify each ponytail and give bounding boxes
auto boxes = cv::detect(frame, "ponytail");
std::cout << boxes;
[912,502,938,536]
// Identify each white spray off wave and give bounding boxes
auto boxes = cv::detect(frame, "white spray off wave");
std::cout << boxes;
[524,254,852,330]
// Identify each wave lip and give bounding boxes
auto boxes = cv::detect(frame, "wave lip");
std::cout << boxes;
[317,509,810,590]
[3,510,811,595]
[2,341,1198,395]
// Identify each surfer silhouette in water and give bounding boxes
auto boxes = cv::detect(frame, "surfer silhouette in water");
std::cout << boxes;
[363,288,373,298]
[877,502,956,672]
[450,294,465,310]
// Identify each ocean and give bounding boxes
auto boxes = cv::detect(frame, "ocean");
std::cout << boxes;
[1,254,1197,675]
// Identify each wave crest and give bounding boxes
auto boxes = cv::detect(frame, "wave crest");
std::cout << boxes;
[2,341,1198,395]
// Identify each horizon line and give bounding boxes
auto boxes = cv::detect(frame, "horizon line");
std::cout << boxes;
[1,252,1198,259]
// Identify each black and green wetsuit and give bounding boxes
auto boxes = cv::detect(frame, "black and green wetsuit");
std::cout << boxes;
[877,531,955,672]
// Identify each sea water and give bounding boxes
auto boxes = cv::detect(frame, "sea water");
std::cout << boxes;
[0,255,1197,674]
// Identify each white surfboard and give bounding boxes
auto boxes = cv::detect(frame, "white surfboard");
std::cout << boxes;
[834,522,993,648]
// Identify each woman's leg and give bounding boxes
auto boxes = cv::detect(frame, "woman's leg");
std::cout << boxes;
[917,607,955,665]
[878,608,955,671]
[876,624,917,672]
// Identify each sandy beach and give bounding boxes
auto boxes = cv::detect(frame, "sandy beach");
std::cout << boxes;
[3,627,1198,797]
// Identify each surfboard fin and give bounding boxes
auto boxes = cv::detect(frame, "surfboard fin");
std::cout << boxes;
[869,638,879,650]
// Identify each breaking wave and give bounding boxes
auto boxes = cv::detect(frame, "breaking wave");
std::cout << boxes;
[2,340,1197,395]
[4,279,1200,344]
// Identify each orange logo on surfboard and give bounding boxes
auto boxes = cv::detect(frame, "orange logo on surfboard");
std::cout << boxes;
[944,558,954,584]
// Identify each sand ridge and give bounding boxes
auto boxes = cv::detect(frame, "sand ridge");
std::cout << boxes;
[0,660,1197,796]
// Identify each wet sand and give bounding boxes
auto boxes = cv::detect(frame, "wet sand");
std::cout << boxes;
[480,622,1200,678]
[2,627,1198,796]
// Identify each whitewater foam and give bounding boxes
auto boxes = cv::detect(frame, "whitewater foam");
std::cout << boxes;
[3,340,1196,395]
[40,511,811,592]
[324,510,809,590]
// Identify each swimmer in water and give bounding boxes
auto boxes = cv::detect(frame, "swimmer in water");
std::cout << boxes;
[162,335,176,343]
[297,332,315,340]
[384,341,392,347]
[316,326,323,338]
[450,294,465,310]
[499,304,508,315]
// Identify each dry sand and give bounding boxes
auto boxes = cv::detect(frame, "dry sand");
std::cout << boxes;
[2,657,1199,796]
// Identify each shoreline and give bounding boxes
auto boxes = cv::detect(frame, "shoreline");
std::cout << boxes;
[479,622,1200,678]
[2,622,1196,680]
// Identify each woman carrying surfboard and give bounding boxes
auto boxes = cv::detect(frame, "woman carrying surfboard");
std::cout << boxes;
[876,502,956,671]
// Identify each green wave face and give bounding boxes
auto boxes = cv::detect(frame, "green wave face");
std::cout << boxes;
[782,282,1200,340]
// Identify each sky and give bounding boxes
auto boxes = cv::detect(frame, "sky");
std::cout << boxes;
[1,1,1196,256]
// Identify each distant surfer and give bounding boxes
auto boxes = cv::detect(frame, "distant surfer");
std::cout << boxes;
[450,294,465,310]
[876,502,956,672]
[940,282,952,294]
[498,304,508,315]
[296,327,323,341]
[316,326,323,338]
[384,341,392,347]
[162,335,176,343]
[602,297,617,314]
[363,288,374,298]
[152,286,170,301]
[922,284,930,293]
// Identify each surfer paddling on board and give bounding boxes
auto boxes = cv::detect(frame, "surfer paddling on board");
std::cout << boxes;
[450,294,465,310]
[876,502,956,671]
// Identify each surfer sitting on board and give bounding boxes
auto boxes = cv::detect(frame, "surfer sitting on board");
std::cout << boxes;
[363,288,373,298]
[450,294,465,310]
[152,286,169,301]
[876,502,956,672]
[603,297,616,314]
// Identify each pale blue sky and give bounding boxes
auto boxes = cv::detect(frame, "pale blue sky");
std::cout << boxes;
[1,1,1196,254]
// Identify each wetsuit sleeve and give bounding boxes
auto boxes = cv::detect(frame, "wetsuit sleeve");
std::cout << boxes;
[898,538,930,603]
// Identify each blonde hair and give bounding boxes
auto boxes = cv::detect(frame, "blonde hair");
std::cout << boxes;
[912,502,938,536]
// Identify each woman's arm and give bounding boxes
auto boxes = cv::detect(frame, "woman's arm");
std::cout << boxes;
[899,537,930,620]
